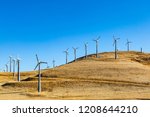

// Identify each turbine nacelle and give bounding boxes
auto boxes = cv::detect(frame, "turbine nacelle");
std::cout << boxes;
[34,61,48,70]
[93,36,100,43]
[63,48,69,55]
[34,54,48,70]
[113,36,120,46]
[126,39,132,45]
[72,47,78,50]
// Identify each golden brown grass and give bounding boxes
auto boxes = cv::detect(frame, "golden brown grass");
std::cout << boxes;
[1,51,150,100]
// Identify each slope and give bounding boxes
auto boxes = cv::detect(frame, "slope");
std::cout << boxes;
[1,51,150,100]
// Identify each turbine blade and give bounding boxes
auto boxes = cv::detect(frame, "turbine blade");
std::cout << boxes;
[34,63,40,70]
[113,39,115,46]
[72,47,75,50]
[113,35,115,39]
[36,54,39,63]
[97,36,101,40]
[85,42,88,45]
[9,56,12,59]
[113,42,115,46]
[40,62,48,64]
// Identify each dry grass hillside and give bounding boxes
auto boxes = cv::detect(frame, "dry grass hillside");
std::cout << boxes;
[1,51,150,100]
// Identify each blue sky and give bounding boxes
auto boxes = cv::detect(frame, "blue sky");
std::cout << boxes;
[0,0,150,71]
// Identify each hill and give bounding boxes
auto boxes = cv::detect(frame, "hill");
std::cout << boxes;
[1,51,150,100]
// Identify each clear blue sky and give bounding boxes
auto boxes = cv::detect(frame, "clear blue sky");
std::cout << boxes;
[0,0,150,71]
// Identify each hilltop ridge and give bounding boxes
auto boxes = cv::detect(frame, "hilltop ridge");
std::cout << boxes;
[1,51,150,100]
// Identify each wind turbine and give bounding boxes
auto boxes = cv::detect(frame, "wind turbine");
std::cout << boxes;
[93,36,100,58]
[84,42,88,59]
[141,48,143,53]
[46,63,49,68]
[16,58,21,82]
[113,36,120,59]
[9,56,12,72]
[34,54,48,93]
[12,59,16,79]
[64,48,69,64]
[0,69,3,72]
[5,64,8,72]
[52,59,55,68]
[126,39,132,52]
[72,47,78,62]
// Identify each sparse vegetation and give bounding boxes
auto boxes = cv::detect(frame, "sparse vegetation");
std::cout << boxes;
[1,51,150,100]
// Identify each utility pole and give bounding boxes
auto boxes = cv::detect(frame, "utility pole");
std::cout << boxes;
[113,36,120,59]
[72,47,78,61]
[126,39,132,52]
[93,36,100,58]
[34,54,47,93]
[84,43,88,59]
[64,49,69,64]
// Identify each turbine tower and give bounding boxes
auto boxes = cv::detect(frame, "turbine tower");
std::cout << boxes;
[16,58,21,82]
[113,36,120,59]
[34,54,47,93]
[126,39,132,52]
[46,63,49,68]
[141,48,143,53]
[84,42,88,59]
[5,64,8,72]
[64,48,69,64]
[72,47,78,62]
[12,59,16,79]
[9,56,12,72]
[93,36,100,58]
[53,59,55,68]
